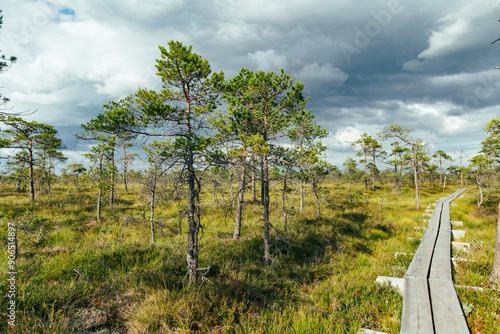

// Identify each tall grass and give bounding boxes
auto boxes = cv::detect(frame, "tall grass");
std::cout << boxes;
[448,190,500,333]
[0,182,498,333]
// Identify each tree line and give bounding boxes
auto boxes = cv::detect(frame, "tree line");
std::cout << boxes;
[1,40,499,284]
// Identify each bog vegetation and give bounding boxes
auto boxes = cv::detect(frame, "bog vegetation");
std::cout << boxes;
[1,38,500,333]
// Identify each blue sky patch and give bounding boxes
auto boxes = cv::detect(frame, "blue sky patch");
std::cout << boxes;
[59,8,75,17]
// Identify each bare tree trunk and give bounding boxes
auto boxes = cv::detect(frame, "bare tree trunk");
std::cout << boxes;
[123,144,129,193]
[185,102,200,284]
[251,158,256,202]
[263,153,271,265]
[372,152,376,189]
[348,174,351,191]
[490,201,500,282]
[97,154,103,222]
[229,165,235,205]
[47,168,52,193]
[150,191,156,243]
[260,156,265,206]
[282,171,288,233]
[109,137,115,210]
[186,150,199,283]
[28,141,35,201]
[399,156,404,188]
[394,164,399,190]
[299,178,304,212]
[443,175,447,190]
[313,182,320,218]
[123,169,128,192]
[109,167,115,209]
[233,161,246,241]
[150,161,157,244]
[412,146,420,210]
[477,174,483,208]
[212,180,217,205]
[364,153,368,191]
[439,158,443,185]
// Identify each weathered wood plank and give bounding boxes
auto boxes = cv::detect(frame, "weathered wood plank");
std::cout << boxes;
[429,279,469,334]
[402,199,444,333]
[452,230,466,239]
[428,190,469,334]
[400,277,434,334]
[451,221,464,226]
[429,200,452,281]
[401,189,469,334]
[375,276,405,295]
[406,199,444,278]
[452,242,470,251]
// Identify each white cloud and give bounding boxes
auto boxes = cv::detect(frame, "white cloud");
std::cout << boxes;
[418,17,471,60]
[297,63,349,88]
[408,2,493,61]
[442,116,468,135]
[248,49,288,71]
[333,126,363,148]
[408,103,441,117]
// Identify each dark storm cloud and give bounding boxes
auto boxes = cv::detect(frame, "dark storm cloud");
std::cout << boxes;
[1,0,499,167]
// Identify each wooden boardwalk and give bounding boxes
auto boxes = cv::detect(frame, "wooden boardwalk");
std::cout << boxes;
[400,189,469,334]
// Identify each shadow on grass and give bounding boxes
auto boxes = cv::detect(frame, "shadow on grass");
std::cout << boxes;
[193,205,393,308]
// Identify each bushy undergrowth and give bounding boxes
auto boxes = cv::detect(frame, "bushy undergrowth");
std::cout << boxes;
[0,182,498,333]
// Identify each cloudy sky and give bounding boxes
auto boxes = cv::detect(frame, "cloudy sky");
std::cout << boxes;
[1,0,499,171]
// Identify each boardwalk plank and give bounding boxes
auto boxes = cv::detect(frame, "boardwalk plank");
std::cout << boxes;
[400,189,469,334]
[400,277,434,334]
[429,279,469,334]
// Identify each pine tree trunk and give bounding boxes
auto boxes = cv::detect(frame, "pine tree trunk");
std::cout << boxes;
[28,141,35,201]
[439,158,443,185]
[372,152,376,189]
[313,183,320,218]
[212,181,217,205]
[477,175,483,208]
[364,153,368,191]
[150,190,156,244]
[229,165,234,205]
[412,146,420,210]
[47,169,51,193]
[150,160,157,244]
[186,152,199,283]
[282,171,288,233]
[299,178,304,212]
[260,156,265,206]
[123,143,129,193]
[251,158,256,202]
[185,104,199,284]
[233,161,246,241]
[97,155,103,222]
[263,153,271,265]
[109,139,115,210]
[490,201,500,282]
[400,156,404,188]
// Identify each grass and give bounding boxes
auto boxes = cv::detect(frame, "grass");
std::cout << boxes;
[0,181,498,333]
[449,190,500,334]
